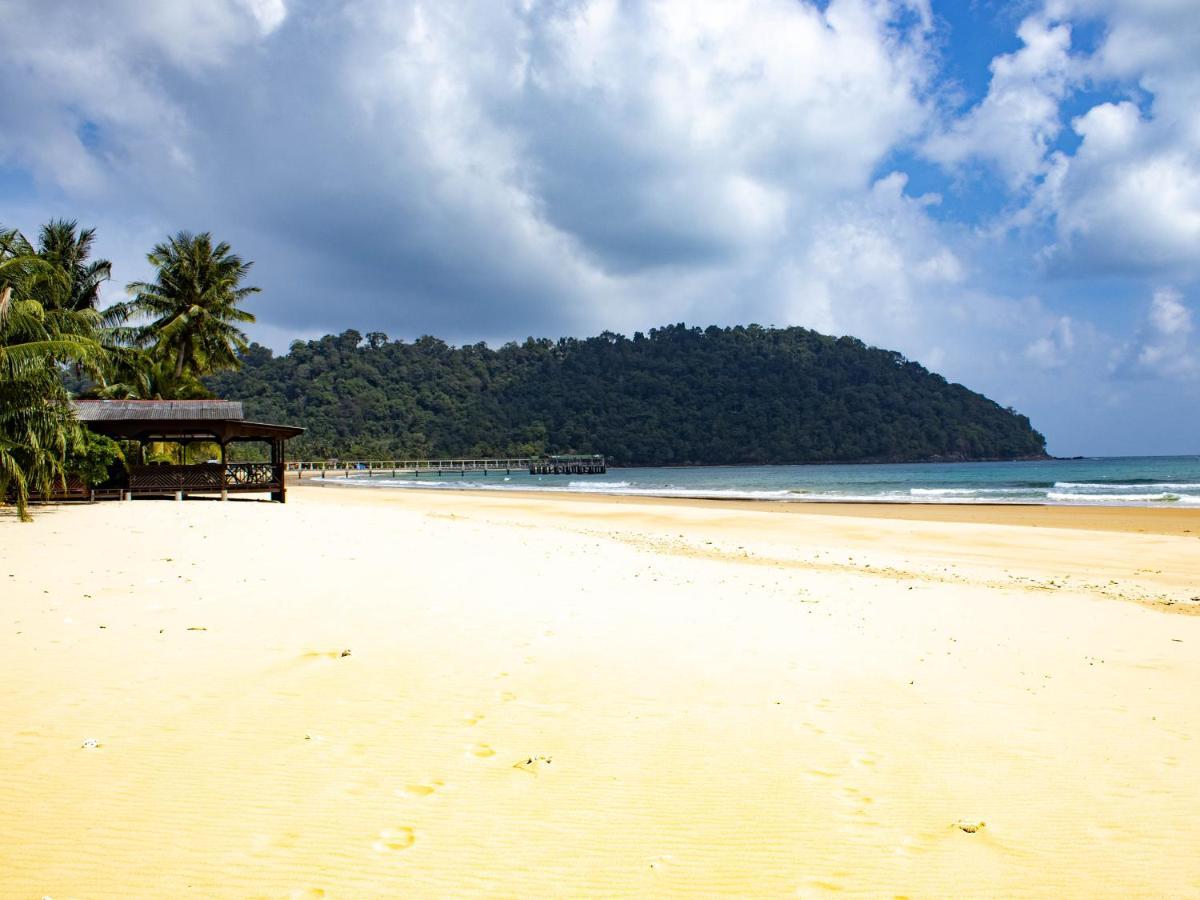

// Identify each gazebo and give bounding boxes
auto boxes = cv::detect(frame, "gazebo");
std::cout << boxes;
[74,399,304,502]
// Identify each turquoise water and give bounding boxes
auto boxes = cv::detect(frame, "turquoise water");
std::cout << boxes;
[321,456,1200,506]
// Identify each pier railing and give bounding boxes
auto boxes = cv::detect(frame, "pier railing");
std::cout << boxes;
[289,459,532,479]
[288,456,607,478]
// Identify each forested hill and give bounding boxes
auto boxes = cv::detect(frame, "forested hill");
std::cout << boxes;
[209,324,1047,465]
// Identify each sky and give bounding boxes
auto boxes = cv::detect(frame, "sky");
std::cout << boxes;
[2,0,1198,456]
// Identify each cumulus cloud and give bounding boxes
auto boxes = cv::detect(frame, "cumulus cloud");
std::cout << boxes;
[925,14,1075,189]
[239,0,288,34]
[1038,101,1200,274]
[2,0,948,341]
[3,0,1200,452]
[1025,316,1076,368]
[0,0,284,197]
[1036,0,1200,277]
[1113,288,1198,380]
[925,0,1200,282]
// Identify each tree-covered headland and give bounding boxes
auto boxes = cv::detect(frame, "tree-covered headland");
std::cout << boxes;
[211,325,1047,466]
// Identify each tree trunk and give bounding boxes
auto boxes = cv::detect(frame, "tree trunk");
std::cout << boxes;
[174,345,186,379]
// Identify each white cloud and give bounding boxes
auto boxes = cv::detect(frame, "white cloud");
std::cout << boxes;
[926,1,1200,281]
[1113,287,1198,379]
[4,0,1200,452]
[285,0,945,337]
[238,0,288,35]
[1025,315,1076,368]
[0,0,285,198]
[925,14,1075,189]
[1032,1,1200,275]
[1036,101,1200,274]
[1037,100,1200,275]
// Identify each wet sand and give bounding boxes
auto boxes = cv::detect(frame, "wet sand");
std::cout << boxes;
[2,485,1198,896]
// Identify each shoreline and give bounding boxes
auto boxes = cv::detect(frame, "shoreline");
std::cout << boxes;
[298,479,1200,536]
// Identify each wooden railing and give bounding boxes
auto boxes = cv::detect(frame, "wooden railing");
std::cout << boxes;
[128,463,283,494]
[288,456,608,478]
[225,462,281,488]
[288,459,534,478]
[130,464,224,492]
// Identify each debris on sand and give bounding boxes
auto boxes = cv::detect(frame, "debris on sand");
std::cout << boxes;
[513,755,552,773]
[955,820,986,834]
[81,738,100,750]
[340,649,352,658]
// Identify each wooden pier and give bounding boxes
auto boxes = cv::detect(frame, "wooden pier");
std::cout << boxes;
[288,454,606,479]
[528,455,607,475]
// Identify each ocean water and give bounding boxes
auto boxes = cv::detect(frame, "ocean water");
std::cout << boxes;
[316,456,1200,506]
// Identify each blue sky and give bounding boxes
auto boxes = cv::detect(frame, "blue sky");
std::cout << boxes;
[2,0,1198,456]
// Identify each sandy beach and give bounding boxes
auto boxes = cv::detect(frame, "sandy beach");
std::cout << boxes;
[3,485,1199,897]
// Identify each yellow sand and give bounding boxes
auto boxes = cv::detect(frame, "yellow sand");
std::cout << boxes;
[2,485,1199,898]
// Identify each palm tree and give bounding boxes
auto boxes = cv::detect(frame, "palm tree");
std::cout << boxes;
[96,349,211,401]
[0,226,105,521]
[34,219,112,313]
[110,232,259,383]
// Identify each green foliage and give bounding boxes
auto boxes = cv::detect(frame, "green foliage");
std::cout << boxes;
[106,231,258,385]
[30,220,112,313]
[93,350,213,400]
[64,427,125,487]
[0,225,107,520]
[211,323,1048,465]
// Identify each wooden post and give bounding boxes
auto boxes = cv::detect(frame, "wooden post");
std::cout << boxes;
[271,439,286,503]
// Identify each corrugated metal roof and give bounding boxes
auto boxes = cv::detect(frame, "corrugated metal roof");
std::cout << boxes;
[73,400,245,421]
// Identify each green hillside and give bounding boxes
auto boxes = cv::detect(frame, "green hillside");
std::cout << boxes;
[210,323,1047,465]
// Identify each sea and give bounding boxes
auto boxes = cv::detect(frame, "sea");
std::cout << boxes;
[318,456,1200,506]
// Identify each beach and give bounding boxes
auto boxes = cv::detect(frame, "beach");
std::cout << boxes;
[3,485,1199,897]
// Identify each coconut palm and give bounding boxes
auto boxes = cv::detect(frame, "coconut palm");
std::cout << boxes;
[110,231,259,383]
[34,219,112,313]
[96,349,211,401]
[0,226,106,521]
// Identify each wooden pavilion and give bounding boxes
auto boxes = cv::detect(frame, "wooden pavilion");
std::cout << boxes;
[73,399,303,502]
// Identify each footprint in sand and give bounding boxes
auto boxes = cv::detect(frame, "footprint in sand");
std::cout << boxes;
[500,691,517,702]
[401,781,443,797]
[373,827,415,852]
[471,743,496,758]
[465,713,485,726]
